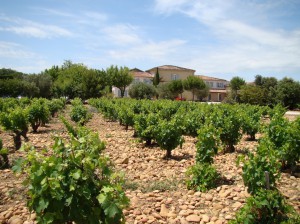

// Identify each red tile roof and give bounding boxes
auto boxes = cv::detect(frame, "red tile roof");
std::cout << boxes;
[146,65,195,72]
[130,71,153,78]
[197,75,228,82]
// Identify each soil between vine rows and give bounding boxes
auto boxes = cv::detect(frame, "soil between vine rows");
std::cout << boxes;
[0,108,299,224]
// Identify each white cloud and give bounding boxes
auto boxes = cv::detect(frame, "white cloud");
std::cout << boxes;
[0,41,50,73]
[103,24,142,46]
[83,11,108,21]
[108,39,186,61]
[153,0,300,80]
[154,0,189,14]
[0,14,73,38]
[32,7,75,18]
[0,41,35,58]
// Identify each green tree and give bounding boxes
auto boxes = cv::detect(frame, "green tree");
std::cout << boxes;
[255,75,278,89]
[152,67,161,87]
[0,68,24,80]
[195,84,209,101]
[0,79,39,98]
[107,65,133,98]
[183,76,206,101]
[168,79,184,99]
[254,74,263,86]
[128,82,157,99]
[157,83,177,99]
[24,73,53,98]
[52,62,85,98]
[229,76,245,102]
[254,75,278,106]
[50,61,109,99]
[275,77,300,110]
[44,65,60,81]
[82,69,107,99]
[239,84,265,105]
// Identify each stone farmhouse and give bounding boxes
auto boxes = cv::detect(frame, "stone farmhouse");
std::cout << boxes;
[112,65,229,102]
[199,75,229,102]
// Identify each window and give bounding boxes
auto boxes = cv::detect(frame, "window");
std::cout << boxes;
[133,78,139,83]
[171,74,179,80]
[218,93,222,101]
[206,82,214,88]
[217,82,224,88]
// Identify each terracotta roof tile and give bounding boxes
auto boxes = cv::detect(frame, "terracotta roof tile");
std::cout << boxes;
[197,75,228,82]
[131,71,153,78]
[146,65,195,72]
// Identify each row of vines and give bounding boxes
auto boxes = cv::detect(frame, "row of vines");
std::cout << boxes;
[89,98,300,223]
[0,96,299,223]
[0,97,128,223]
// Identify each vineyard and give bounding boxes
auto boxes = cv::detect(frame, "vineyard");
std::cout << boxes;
[0,97,299,224]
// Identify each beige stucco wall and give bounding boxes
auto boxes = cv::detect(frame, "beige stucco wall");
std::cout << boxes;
[147,68,195,100]
[148,68,195,83]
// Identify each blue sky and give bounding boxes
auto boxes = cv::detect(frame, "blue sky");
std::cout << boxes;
[1,0,300,82]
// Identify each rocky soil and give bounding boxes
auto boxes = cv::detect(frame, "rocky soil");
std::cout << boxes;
[0,109,299,224]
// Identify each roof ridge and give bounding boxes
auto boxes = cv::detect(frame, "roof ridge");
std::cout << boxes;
[197,75,228,82]
[146,65,195,72]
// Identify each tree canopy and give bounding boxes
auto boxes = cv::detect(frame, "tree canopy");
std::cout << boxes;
[168,79,184,99]
[106,65,133,98]
[129,82,157,99]
[275,77,300,110]
[183,76,206,101]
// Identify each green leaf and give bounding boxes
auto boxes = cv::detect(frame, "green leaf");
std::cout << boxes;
[12,158,24,173]
[260,199,269,206]
[105,204,119,218]
[36,198,49,213]
[72,169,81,180]
[97,194,106,204]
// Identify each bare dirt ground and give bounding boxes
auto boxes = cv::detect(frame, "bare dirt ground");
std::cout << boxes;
[0,109,299,224]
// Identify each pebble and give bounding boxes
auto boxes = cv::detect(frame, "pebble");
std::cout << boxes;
[205,194,213,201]
[202,214,210,223]
[186,214,201,222]
[8,216,23,224]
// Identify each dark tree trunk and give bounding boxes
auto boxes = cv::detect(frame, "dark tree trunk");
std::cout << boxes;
[21,127,29,141]
[0,154,9,169]
[31,123,40,133]
[225,144,235,153]
[133,130,138,137]
[166,149,172,158]
[145,138,151,146]
[249,134,255,141]
[13,133,22,150]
